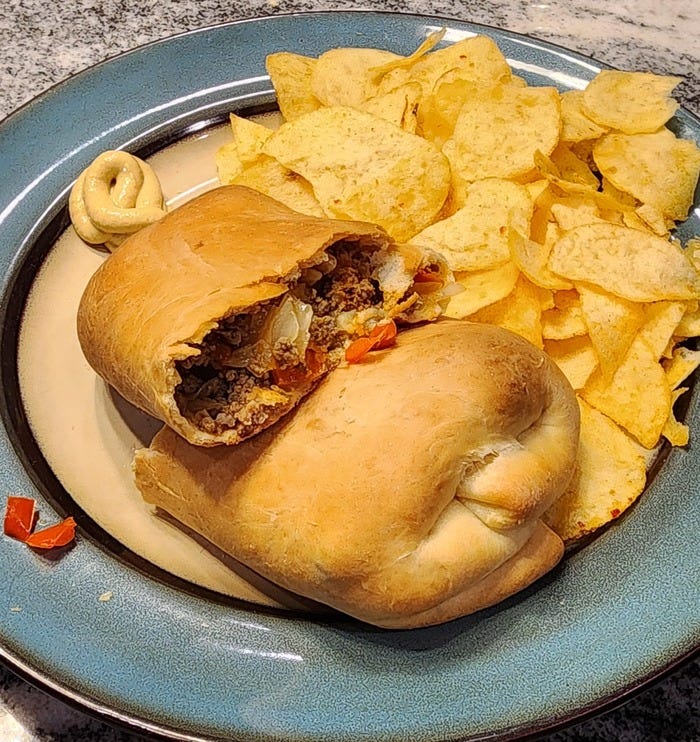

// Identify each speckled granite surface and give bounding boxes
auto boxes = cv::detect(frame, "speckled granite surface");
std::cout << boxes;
[1,0,699,121]
[0,1,698,740]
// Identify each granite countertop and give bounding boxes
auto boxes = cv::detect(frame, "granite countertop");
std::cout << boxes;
[0,1,698,740]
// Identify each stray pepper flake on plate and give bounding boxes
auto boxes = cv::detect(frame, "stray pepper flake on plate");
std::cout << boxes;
[25,517,77,550]
[3,496,76,550]
[3,496,36,542]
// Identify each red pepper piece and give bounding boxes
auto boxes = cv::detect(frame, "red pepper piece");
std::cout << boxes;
[345,320,398,363]
[371,320,397,349]
[271,347,327,388]
[3,496,36,542]
[345,336,377,364]
[413,266,442,283]
[25,517,77,550]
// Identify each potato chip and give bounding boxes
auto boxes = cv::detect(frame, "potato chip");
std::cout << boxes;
[253,37,700,544]
[601,176,637,207]
[509,75,529,88]
[549,144,600,190]
[443,261,520,319]
[310,35,445,110]
[637,301,687,359]
[508,229,572,291]
[370,28,446,80]
[469,276,544,348]
[548,223,700,302]
[417,44,522,147]
[581,70,682,134]
[543,398,648,542]
[216,114,278,186]
[443,84,561,182]
[538,286,556,312]
[541,289,587,339]
[634,203,672,237]
[445,168,473,213]
[266,52,321,121]
[550,199,606,232]
[262,106,450,241]
[359,82,422,133]
[408,34,512,95]
[664,346,700,390]
[559,89,608,142]
[582,335,672,448]
[229,113,273,163]
[663,345,698,446]
[418,76,475,147]
[230,156,324,217]
[577,284,645,379]
[531,149,560,179]
[544,335,599,390]
[663,387,691,446]
[215,141,244,185]
[569,138,597,171]
[411,179,532,271]
[621,211,652,234]
[532,151,633,217]
[524,179,550,202]
[593,129,700,221]
[676,305,700,338]
[526,184,558,245]
[214,114,325,215]
[310,47,400,108]
[687,238,700,269]
[533,166,626,231]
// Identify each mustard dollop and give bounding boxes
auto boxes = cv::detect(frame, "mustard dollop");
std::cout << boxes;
[69,150,166,250]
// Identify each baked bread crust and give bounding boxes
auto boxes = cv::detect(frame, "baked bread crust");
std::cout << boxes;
[77,185,448,446]
[134,320,580,628]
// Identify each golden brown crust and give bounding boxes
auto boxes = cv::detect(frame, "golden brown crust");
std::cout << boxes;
[77,185,443,446]
[373,521,564,629]
[134,320,580,628]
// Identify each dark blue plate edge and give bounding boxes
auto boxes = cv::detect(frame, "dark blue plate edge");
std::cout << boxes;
[0,9,697,742]
[0,8,624,129]
[2,641,698,742]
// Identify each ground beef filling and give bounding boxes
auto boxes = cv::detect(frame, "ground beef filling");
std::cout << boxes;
[174,242,382,435]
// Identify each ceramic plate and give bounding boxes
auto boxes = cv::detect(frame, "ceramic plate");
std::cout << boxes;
[0,11,698,742]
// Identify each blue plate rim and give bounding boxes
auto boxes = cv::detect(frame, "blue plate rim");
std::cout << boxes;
[0,10,698,742]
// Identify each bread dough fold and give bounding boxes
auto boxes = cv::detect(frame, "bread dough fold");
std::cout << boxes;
[77,185,449,446]
[134,321,580,628]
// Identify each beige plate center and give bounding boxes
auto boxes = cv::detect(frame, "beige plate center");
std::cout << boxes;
[17,118,317,612]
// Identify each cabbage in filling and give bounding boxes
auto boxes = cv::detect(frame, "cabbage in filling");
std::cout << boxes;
[174,241,383,436]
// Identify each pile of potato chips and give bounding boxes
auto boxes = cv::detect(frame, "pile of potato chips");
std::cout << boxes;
[215,30,700,543]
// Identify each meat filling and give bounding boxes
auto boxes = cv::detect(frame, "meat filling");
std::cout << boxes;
[174,241,383,436]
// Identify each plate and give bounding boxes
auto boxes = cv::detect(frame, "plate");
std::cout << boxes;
[1,11,699,742]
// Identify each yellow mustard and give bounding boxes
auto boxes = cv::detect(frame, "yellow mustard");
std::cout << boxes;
[69,150,166,250]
